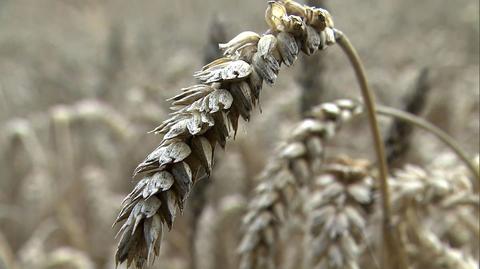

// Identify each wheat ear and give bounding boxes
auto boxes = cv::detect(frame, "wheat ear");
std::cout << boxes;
[304,157,373,269]
[114,1,338,267]
[389,163,478,267]
[238,99,363,269]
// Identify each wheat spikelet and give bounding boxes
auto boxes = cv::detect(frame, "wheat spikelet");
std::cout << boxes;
[238,99,363,269]
[114,1,338,267]
[304,157,373,269]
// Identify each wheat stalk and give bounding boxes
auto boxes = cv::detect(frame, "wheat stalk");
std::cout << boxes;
[238,99,363,269]
[113,1,338,267]
[333,31,401,268]
[304,157,373,269]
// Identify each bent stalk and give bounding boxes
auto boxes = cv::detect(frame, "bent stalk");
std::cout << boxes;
[334,30,408,269]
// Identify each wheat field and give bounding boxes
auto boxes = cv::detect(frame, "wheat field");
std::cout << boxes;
[0,0,478,269]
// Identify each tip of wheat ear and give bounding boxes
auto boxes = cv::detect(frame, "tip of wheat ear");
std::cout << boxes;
[113,1,337,268]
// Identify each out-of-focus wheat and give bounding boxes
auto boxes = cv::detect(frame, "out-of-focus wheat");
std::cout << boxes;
[18,220,58,269]
[43,247,95,269]
[304,157,373,269]
[238,99,363,269]
[406,225,478,269]
[385,155,479,268]
[389,163,473,215]
[195,195,246,269]
[0,231,18,269]
[114,1,337,267]
[0,98,143,268]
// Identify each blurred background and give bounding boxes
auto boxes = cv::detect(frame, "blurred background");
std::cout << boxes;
[0,0,478,268]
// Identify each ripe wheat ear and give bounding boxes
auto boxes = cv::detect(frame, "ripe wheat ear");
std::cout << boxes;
[113,1,338,268]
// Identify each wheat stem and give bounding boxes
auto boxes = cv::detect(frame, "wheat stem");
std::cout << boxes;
[376,105,480,191]
[333,30,404,269]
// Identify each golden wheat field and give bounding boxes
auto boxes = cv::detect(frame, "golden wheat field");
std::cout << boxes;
[0,0,479,269]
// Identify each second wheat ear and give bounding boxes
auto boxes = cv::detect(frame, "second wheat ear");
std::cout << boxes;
[113,1,395,268]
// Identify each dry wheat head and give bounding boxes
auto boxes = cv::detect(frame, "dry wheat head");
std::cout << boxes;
[114,1,338,268]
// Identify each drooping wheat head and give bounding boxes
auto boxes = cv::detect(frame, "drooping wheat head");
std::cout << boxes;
[113,1,338,267]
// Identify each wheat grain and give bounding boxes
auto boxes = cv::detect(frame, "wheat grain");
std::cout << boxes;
[114,1,337,267]
[238,100,363,269]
